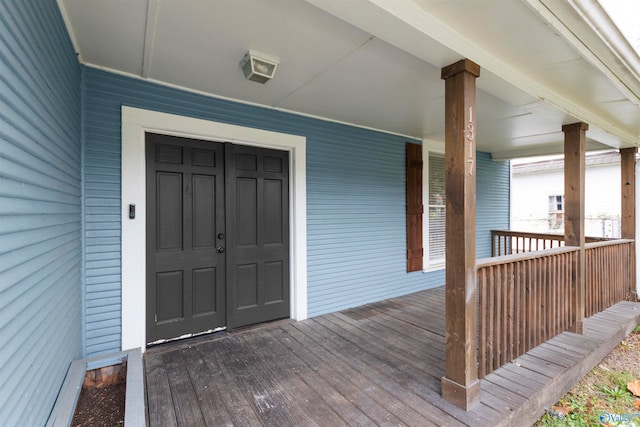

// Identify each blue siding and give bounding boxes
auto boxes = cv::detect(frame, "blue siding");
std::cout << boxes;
[477,151,510,258]
[82,67,510,351]
[0,1,82,425]
[307,134,431,316]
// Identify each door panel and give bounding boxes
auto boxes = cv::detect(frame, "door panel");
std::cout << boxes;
[226,144,290,329]
[192,267,217,315]
[236,263,259,308]
[264,179,283,244]
[192,174,216,249]
[236,177,258,247]
[156,172,182,251]
[156,271,183,323]
[264,261,284,302]
[146,133,226,343]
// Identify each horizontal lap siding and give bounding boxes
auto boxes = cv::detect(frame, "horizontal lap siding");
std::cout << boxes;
[0,1,82,425]
[477,151,510,258]
[307,135,430,316]
[83,67,510,350]
[83,93,121,355]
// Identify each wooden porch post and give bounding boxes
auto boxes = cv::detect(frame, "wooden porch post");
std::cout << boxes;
[441,59,481,410]
[621,147,637,239]
[620,147,637,300]
[563,122,588,334]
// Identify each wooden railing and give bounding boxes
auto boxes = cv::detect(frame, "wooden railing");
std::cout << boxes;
[478,232,635,378]
[585,239,635,317]
[492,230,613,257]
[476,247,579,378]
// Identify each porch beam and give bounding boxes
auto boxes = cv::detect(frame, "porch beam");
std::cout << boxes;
[620,147,637,300]
[441,58,481,410]
[563,122,588,334]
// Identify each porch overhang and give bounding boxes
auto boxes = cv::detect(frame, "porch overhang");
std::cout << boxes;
[58,0,640,160]
[308,0,640,153]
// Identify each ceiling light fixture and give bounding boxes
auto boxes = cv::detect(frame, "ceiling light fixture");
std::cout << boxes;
[240,50,279,84]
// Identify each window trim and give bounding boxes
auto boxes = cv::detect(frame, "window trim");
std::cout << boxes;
[422,139,446,271]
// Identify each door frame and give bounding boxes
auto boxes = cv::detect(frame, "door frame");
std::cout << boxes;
[121,106,307,352]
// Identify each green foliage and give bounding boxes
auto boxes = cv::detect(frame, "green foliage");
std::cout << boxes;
[599,384,633,403]
[535,332,640,427]
[535,368,639,426]
[537,408,599,426]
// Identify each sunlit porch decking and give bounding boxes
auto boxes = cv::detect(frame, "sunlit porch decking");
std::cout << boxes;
[144,286,640,427]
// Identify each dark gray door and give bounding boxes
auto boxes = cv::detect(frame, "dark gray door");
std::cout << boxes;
[146,134,226,343]
[146,134,290,342]
[226,144,290,329]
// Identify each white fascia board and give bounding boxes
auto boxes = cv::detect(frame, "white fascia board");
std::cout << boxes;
[306,0,638,147]
[490,138,612,161]
[526,0,640,106]
[567,0,640,100]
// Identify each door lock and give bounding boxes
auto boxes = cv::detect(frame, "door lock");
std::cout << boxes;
[216,247,225,254]
[217,233,225,240]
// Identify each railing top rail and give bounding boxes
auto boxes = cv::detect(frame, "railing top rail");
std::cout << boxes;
[585,238,634,249]
[477,245,580,269]
[586,236,617,242]
[492,230,618,243]
[491,230,564,240]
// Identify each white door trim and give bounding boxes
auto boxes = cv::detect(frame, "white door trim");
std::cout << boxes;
[121,106,307,352]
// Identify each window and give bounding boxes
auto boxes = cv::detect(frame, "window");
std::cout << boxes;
[426,152,446,268]
[548,194,564,229]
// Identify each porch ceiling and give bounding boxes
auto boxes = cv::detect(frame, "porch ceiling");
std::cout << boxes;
[58,0,640,159]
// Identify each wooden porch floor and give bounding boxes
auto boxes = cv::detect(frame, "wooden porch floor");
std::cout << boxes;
[144,286,640,427]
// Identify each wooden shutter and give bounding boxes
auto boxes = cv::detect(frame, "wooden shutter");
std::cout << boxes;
[406,142,423,272]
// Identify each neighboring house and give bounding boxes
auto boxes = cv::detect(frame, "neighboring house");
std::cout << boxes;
[512,151,624,237]
[1,0,639,424]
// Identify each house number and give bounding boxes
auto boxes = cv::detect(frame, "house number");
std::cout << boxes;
[467,106,474,176]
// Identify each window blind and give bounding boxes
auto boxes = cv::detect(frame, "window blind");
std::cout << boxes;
[427,152,446,267]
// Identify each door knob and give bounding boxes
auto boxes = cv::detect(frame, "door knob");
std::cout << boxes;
[217,247,225,254]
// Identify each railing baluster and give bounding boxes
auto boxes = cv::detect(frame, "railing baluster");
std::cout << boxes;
[501,263,508,365]
[489,266,496,372]
[509,262,514,363]
[520,260,526,356]
[478,276,484,377]
[513,261,520,359]
[551,256,558,339]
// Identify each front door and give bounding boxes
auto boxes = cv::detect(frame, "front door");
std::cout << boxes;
[146,134,290,343]
[226,144,290,329]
